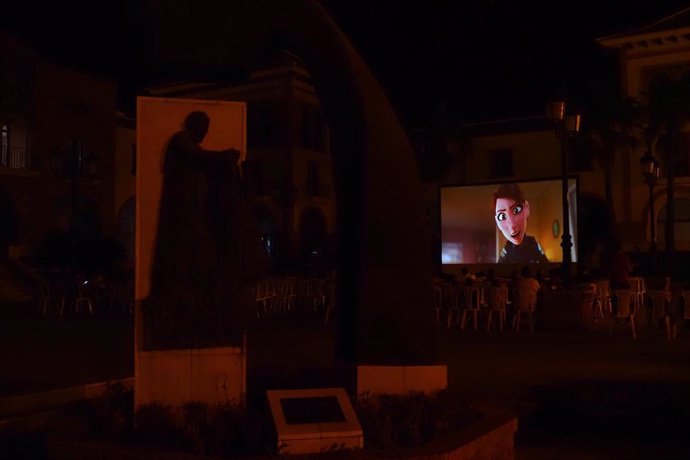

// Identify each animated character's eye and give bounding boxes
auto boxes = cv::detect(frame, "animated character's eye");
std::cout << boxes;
[496,212,507,222]
[512,205,523,215]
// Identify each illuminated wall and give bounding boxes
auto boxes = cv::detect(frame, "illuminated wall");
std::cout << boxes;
[136,97,246,301]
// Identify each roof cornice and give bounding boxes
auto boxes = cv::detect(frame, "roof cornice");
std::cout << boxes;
[598,27,690,50]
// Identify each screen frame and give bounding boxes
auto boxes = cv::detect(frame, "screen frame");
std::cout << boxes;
[437,175,580,270]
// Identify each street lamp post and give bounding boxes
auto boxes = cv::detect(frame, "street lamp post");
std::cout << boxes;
[547,101,581,285]
[640,151,660,272]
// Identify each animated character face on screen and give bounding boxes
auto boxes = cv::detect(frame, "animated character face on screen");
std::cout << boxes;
[494,183,530,246]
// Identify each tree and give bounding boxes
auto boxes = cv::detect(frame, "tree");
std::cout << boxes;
[645,72,690,267]
[582,95,643,234]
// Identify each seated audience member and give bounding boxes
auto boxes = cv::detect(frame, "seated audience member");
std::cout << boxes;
[517,265,541,296]
[608,241,632,289]
[459,267,476,285]
[485,268,500,287]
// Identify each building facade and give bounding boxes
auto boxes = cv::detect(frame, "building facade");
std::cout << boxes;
[420,8,690,275]
[599,7,690,253]
[1,34,122,264]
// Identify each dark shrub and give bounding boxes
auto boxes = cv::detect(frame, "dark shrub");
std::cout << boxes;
[355,390,479,450]
[85,380,134,441]
[134,403,182,448]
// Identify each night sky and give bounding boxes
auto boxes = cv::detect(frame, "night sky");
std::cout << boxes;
[2,0,690,126]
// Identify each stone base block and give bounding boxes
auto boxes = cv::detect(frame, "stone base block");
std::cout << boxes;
[356,364,447,396]
[135,346,245,407]
[267,388,363,455]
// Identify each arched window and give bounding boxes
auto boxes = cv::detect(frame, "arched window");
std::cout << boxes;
[1,124,8,166]
[298,207,328,270]
[56,192,100,238]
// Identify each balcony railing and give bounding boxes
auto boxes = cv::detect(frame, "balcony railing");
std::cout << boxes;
[1,146,30,170]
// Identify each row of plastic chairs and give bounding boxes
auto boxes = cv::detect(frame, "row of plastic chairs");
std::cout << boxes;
[41,281,94,315]
[434,283,537,333]
[41,279,133,316]
[255,277,334,322]
[578,278,690,339]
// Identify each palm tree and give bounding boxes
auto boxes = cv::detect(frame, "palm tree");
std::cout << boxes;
[582,95,644,234]
[645,72,690,267]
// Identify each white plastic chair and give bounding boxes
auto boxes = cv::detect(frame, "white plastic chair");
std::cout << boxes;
[41,282,65,315]
[594,279,612,317]
[647,289,672,340]
[75,282,94,315]
[628,277,646,315]
[444,285,462,329]
[512,285,538,333]
[485,284,508,332]
[610,289,636,339]
[460,286,482,330]
[577,282,600,323]
[673,290,690,339]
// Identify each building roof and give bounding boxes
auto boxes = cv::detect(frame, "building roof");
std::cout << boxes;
[598,7,690,49]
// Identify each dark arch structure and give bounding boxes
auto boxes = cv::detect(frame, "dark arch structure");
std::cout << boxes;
[144,0,437,365]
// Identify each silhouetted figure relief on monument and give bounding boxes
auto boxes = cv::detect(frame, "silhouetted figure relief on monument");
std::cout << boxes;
[144,111,263,350]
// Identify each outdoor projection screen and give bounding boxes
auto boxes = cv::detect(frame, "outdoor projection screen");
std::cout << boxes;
[440,178,577,265]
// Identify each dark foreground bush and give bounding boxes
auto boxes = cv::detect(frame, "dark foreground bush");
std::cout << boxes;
[83,382,479,457]
[83,381,273,457]
[355,390,480,450]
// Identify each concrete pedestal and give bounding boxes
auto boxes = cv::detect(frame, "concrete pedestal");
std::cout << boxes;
[267,388,363,455]
[135,345,246,408]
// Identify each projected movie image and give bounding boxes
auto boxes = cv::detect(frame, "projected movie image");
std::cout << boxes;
[441,179,577,264]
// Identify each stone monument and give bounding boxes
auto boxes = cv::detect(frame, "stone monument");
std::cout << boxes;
[143,0,445,395]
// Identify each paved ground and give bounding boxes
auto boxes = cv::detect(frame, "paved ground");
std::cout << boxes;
[248,314,690,459]
[2,305,690,458]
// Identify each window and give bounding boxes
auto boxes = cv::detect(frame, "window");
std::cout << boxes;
[300,105,325,152]
[260,234,275,256]
[307,160,319,196]
[301,106,313,149]
[1,123,29,169]
[658,198,690,249]
[489,148,513,178]
[72,138,84,175]
[313,110,324,152]
[656,134,690,178]
[1,124,8,167]
[676,133,690,177]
